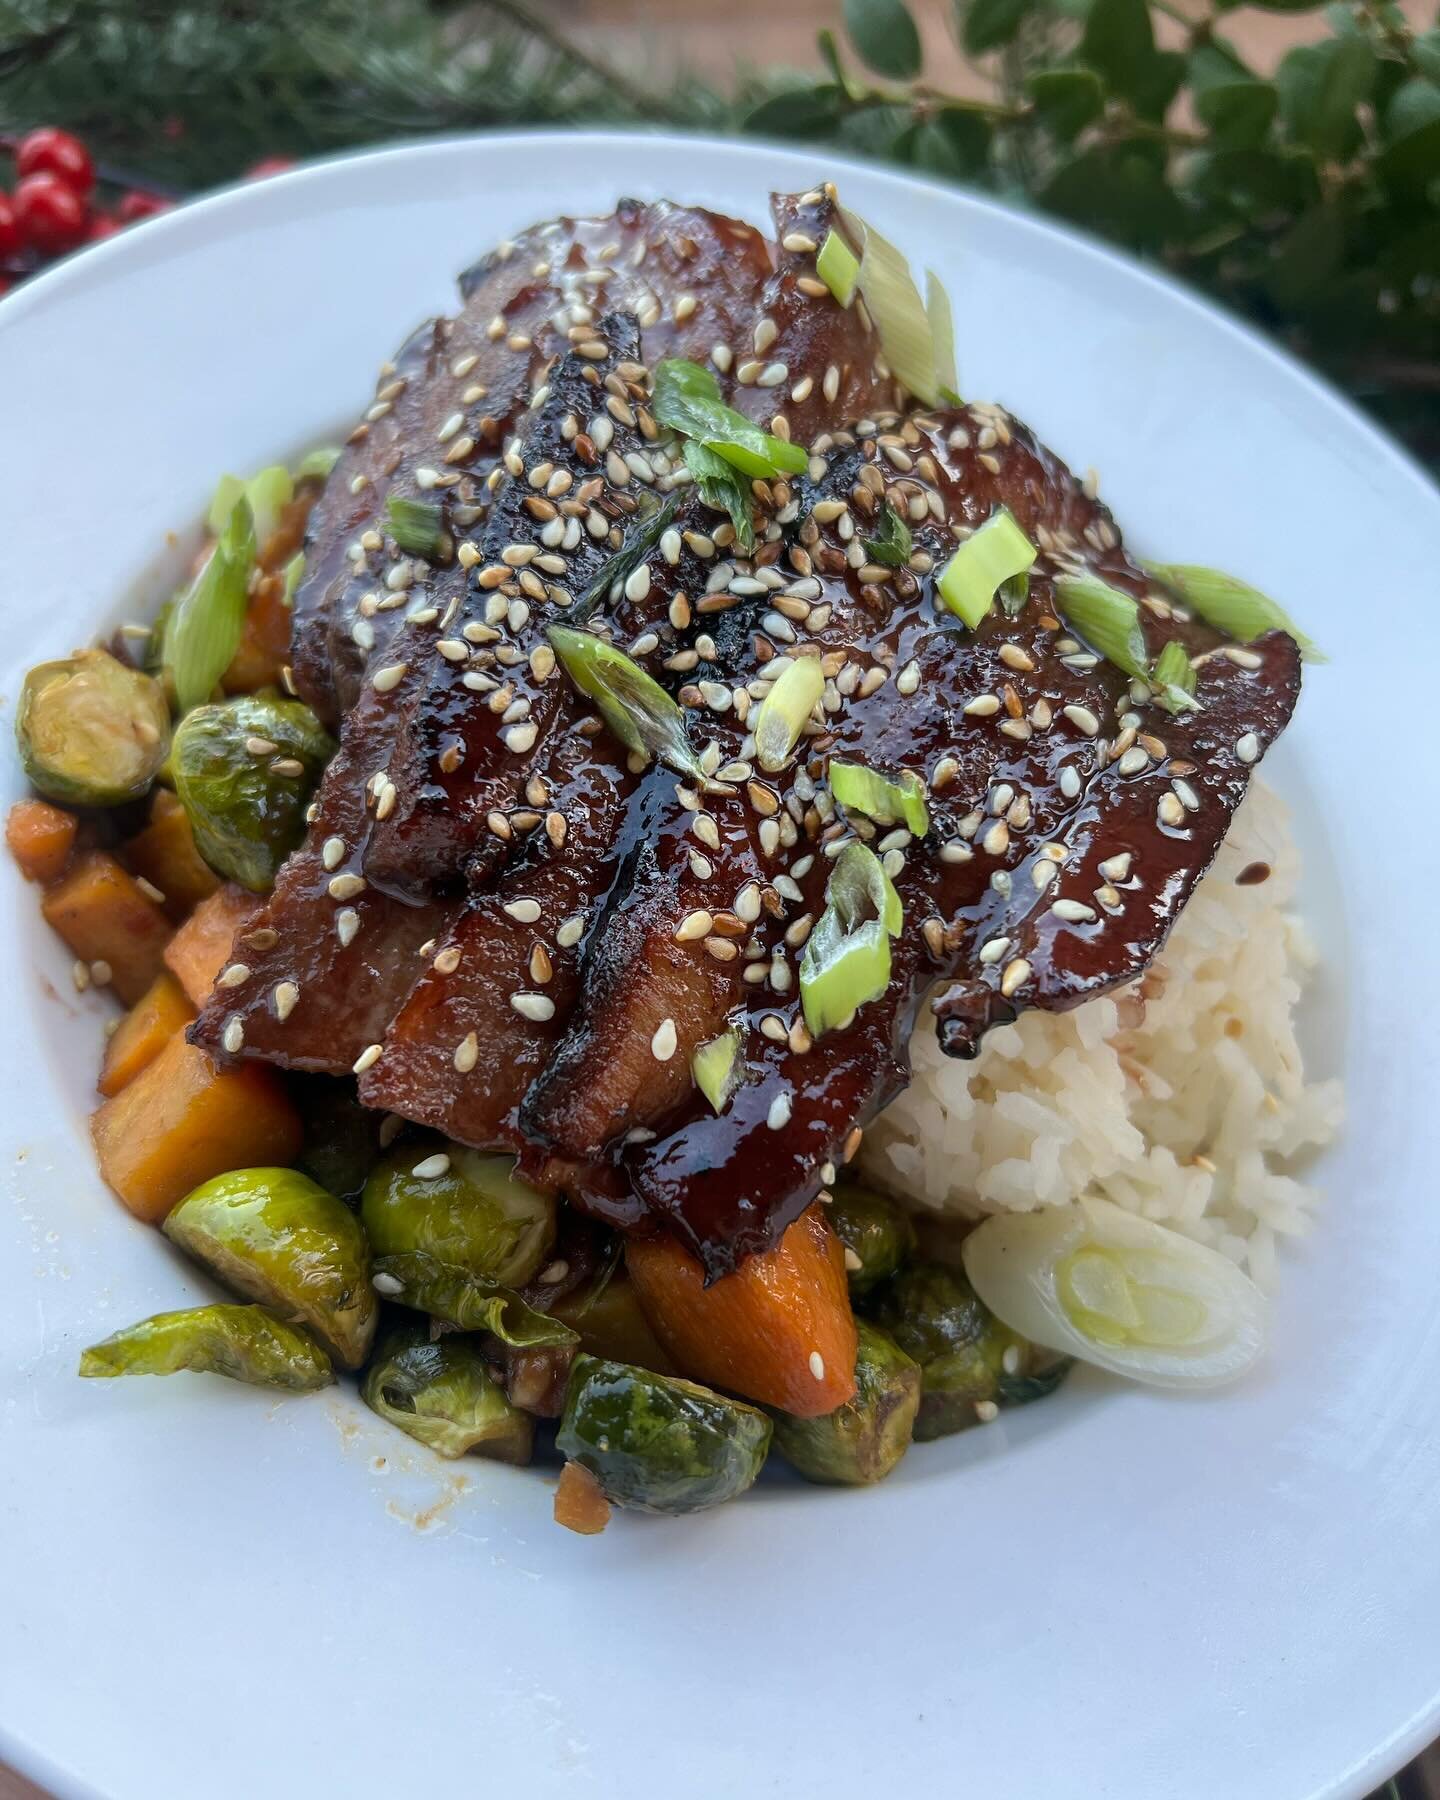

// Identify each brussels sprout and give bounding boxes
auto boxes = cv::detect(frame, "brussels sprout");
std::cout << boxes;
[771,1321,920,1484]
[361,1321,533,1463]
[170,695,335,891]
[79,1303,333,1390]
[294,1076,382,1205]
[362,1142,556,1288]
[870,1260,1071,1440]
[17,649,170,807]
[829,1181,916,1295]
[556,1354,772,1515]
[163,1167,377,1369]
[372,1250,577,1351]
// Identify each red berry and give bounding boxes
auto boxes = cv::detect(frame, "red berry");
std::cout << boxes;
[16,128,95,199]
[116,190,171,225]
[13,173,88,255]
[88,213,121,242]
[0,276,12,299]
[246,156,295,179]
[0,192,21,261]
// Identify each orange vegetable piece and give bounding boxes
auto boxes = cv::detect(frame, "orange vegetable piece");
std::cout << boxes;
[98,972,195,1097]
[627,1206,858,1418]
[41,850,172,1005]
[554,1460,611,1535]
[90,1031,302,1224]
[123,790,219,918]
[6,799,78,884]
[223,571,292,693]
[163,883,257,1004]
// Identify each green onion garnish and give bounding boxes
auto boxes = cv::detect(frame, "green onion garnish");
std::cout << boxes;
[682,440,755,553]
[839,206,945,407]
[816,228,860,307]
[281,553,306,609]
[926,269,960,404]
[206,475,244,536]
[548,625,706,783]
[799,842,903,1038]
[862,503,913,568]
[692,1028,741,1114]
[385,495,448,561]
[208,465,293,548]
[652,359,808,480]
[1146,563,1322,662]
[753,654,824,773]
[294,445,342,482]
[829,760,930,836]
[164,497,257,715]
[1053,571,1150,684]
[937,508,1037,628]
[579,492,681,620]
[1153,639,1199,715]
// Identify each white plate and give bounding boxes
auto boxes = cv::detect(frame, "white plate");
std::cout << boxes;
[2,132,1437,1800]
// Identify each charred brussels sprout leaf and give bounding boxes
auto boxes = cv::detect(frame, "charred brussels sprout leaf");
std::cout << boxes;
[373,1250,577,1351]
[557,1354,772,1514]
[79,1303,333,1390]
[163,1167,376,1369]
[170,695,335,891]
[17,649,170,807]
[870,1260,1070,1439]
[362,1142,556,1288]
[361,1321,533,1463]
[294,1076,383,1205]
[771,1320,920,1485]
[829,1182,916,1295]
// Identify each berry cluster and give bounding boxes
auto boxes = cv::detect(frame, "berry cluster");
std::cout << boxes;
[0,127,174,296]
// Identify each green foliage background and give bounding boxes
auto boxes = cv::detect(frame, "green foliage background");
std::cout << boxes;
[1,0,1437,467]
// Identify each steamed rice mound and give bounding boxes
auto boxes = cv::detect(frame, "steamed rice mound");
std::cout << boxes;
[862,783,1341,1288]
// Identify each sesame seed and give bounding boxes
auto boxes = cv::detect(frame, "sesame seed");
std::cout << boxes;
[808,1350,826,1381]
[220,1015,244,1054]
[975,1399,999,1422]
[1098,853,1132,882]
[1063,704,1100,736]
[433,946,462,975]
[1117,746,1150,776]
[453,1031,480,1074]
[321,836,346,871]
[411,1153,451,1180]
[982,821,1010,857]
[372,662,407,693]
[1031,860,1057,891]
[353,1042,383,1074]
[1052,899,1097,923]
[511,992,556,1022]
[556,914,585,949]
[964,694,1001,717]
[216,960,251,990]
[896,659,921,696]
[503,722,538,754]
[1059,766,1082,800]
[651,1018,679,1061]
[978,935,1010,965]
[1224,646,1264,670]
[1235,732,1259,764]
[372,1271,404,1298]
[336,908,360,948]
[675,909,713,942]
[693,813,721,850]
[503,897,542,924]
[843,1246,864,1273]
[1157,791,1187,828]
[998,644,1035,673]
[767,1092,793,1131]
[539,1259,570,1285]
[1000,957,1032,997]
[328,873,366,901]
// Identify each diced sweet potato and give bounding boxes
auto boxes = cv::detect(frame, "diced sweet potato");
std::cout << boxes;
[98,972,195,1097]
[163,884,257,1005]
[123,790,219,919]
[223,570,292,694]
[553,1460,610,1535]
[41,851,172,1005]
[627,1206,858,1418]
[90,1031,303,1224]
[6,799,77,884]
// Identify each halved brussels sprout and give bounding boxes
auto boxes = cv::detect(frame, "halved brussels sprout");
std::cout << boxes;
[163,1167,376,1369]
[294,1076,383,1205]
[771,1320,920,1484]
[17,648,170,807]
[869,1260,1070,1440]
[79,1303,333,1390]
[556,1354,772,1515]
[170,695,335,891]
[362,1142,556,1288]
[829,1181,916,1295]
[361,1321,533,1463]
[372,1250,577,1351]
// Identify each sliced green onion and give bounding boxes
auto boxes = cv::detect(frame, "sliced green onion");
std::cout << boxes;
[652,359,807,479]
[926,269,959,404]
[862,503,913,568]
[999,572,1030,618]
[800,842,903,1038]
[548,625,705,783]
[839,207,941,407]
[692,1028,741,1114]
[1053,571,1150,684]
[681,440,755,554]
[829,760,930,836]
[385,495,448,561]
[294,445,342,482]
[208,465,293,547]
[281,553,306,609]
[164,497,257,715]
[1146,562,1322,662]
[816,228,860,307]
[579,492,681,620]
[206,475,245,536]
[753,654,824,773]
[937,508,1036,629]
[1153,639,1199,715]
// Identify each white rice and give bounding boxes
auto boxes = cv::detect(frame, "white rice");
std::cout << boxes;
[862,783,1343,1287]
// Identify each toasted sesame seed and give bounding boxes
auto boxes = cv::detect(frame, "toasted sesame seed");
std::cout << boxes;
[503,897,542,924]
[216,962,251,989]
[1000,956,1032,997]
[1157,791,1187,828]
[767,1092,793,1131]
[503,722,538,754]
[1117,746,1150,776]
[998,644,1035,673]
[327,873,366,901]
[843,1246,864,1273]
[1098,853,1133,882]
[982,821,1010,857]
[511,992,556,1022]
[1063,704,1101,736]
[270,981,299,1021]
[978,935,1010,965]
[453,1032,479,1073]
[975,1399,1000,1422]
[1052,899,1097,923]
[693,813,721,850]
[433,946,462,975]
[321,836,346,871]
[964,694,1001,717]
[353,1042,383,1074]
[651,1018,679,1061]
[808,1350,826,1381]
[556,913,585,949]
[1235,732,1259,764]
[675,909,713,942]
[372,662,407,693]
[335,908,360,948]
[1224,645,1264,670]
[1059,766,1082,800]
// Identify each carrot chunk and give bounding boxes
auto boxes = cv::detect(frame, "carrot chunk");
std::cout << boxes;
[554,1460,611,1535]
[98,972,195,1097]
[163,884,258,1005]
[6,799,78,884]
[627,1205,858,1418]
[90,1031,302,1224]
[41,850,171,1004]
